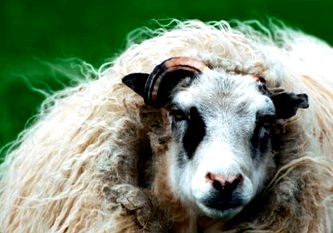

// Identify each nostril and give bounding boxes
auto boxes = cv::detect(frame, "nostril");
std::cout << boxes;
[232,174,243,186]
[212,179,223,190]
[205,172,213,181]
[206,172,243,192]
[228,174,243,192]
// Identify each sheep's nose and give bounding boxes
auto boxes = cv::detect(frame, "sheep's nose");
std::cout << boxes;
[205,172,243,193]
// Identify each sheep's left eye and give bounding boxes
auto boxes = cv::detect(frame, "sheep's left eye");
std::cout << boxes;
[257,126,270,140]
[251,114,275,151]
[258,115,275,133]
[170,109,188,122]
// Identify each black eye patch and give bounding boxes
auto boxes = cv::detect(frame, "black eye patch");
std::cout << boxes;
[251,114,275,155]
[182,107,206,160]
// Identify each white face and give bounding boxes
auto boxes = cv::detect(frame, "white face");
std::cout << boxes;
[167,70,276,219]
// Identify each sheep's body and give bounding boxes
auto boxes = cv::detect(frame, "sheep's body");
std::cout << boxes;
[0,20,333,233]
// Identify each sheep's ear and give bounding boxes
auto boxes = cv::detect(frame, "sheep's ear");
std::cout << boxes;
[271,92,309,119]
[122,73,149,98]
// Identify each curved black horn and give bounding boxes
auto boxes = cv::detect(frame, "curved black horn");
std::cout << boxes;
[144,57,210,108]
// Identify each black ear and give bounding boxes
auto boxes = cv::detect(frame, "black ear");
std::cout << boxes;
[122,73,149,98]
[271,92,309,119]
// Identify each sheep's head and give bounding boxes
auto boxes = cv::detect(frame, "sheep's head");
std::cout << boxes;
[122,57,309,219]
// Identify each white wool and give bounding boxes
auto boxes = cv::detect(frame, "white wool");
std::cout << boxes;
[0,19,332,233]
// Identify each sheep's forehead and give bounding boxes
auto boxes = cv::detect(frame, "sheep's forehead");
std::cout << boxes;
[173,70,275,121]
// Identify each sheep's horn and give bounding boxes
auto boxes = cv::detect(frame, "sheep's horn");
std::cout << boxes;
[144,57,210,108]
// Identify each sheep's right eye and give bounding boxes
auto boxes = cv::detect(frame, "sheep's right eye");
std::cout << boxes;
[170,109,188,122]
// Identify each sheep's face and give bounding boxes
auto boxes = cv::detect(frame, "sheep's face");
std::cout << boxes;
[167,70,275,219]
[122,57,308,220]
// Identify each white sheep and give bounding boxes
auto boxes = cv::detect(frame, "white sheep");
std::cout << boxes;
[0,20,333,233]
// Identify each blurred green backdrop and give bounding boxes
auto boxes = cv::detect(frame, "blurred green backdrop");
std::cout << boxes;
[1,0,332,159]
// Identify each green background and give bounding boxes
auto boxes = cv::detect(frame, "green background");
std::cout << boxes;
[1,0,332,159]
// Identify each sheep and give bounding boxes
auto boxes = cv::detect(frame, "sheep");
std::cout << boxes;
[0,19,333,233]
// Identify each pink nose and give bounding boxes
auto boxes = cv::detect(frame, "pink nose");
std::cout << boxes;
[205,172,243,192]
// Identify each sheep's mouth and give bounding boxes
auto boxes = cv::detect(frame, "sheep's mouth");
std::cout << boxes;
[199,193,245,215]
[196,199,244,219]
[203,201,242,211]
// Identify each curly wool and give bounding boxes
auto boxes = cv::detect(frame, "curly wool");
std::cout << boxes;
[0,20,333,233]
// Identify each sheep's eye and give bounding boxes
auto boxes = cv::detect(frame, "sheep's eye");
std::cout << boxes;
[170,109,188,122]
[258,114,275,129]
[251,114,275,152]
[257,126,270,140]
[256,115,275,137]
